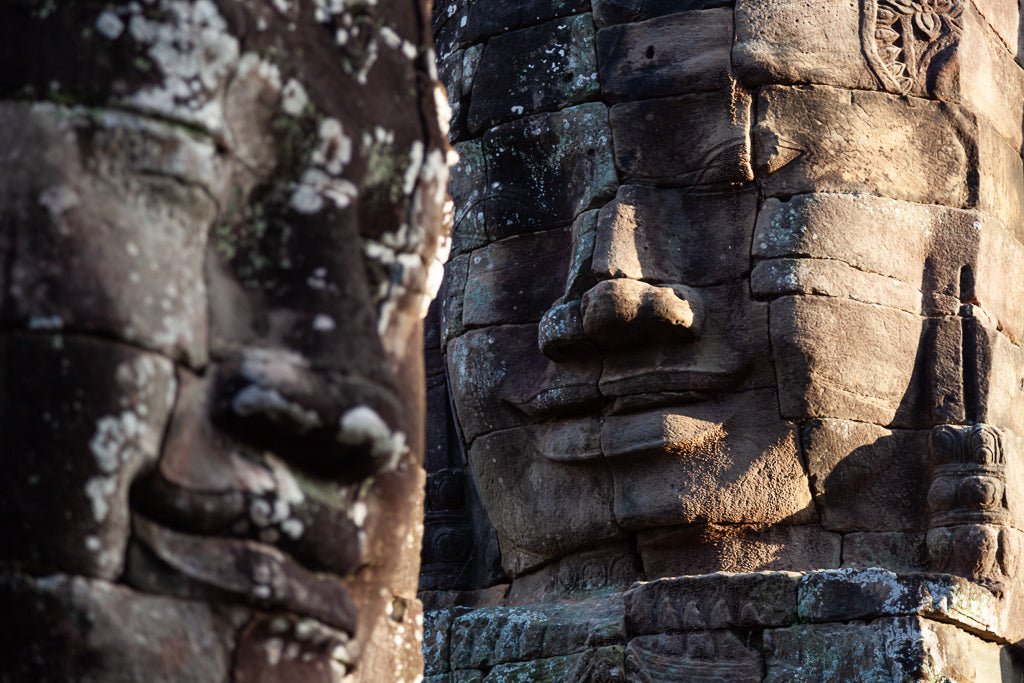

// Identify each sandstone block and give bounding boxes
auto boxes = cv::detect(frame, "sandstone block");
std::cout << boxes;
[754,86,969,208]
[765,617,1013,682]
[798,568,1003,638]
[734,0,875,91]
[597,9,732,100]
[842,531,930,572]
[449,597,625,669]
[447,324,601,441]
[599,280,773,400]
[508,542,639,604]
[770,295,963,427]
[752,258,923,314]
[638,524,841,577]
[593,184,758,286]
[0,334,175,579]
[625,571,800,635]
[441,254,470,341]
[0,573,240,682]
[976,118,1024,237]
[602,389,814,531]
[425,607,472,675]
[464,229,571,326]
[625,632,764,681]
[581,279,704,349]
[468,14,598,134]
[593,0,731,26]
[449,140,488,254]
[801,419,930,532]
[564,209,601,301]
[482,103,618,240]
[610,89,752,186]
[435,0,589,58]
[483,646,625,681]
[468,421,620,575]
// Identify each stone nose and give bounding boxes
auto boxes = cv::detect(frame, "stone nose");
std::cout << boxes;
[540,278,704,360]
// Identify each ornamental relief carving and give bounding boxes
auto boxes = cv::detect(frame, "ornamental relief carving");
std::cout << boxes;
[863,0,963,95]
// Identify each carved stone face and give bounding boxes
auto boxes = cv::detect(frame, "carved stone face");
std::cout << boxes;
[0,2,445,680]
[437,0,1024,597]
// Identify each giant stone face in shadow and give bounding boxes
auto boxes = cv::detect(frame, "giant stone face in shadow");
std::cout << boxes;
[0,2,446,681]
[436,0,1024,600]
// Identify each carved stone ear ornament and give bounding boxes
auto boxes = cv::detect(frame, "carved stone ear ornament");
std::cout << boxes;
[862,0,963,95]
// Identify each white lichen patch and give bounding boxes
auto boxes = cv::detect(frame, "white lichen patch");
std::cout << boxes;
[95,11,126,39]
[281,78,309,116]
[232,384,322,431]
[289,118,357,214]
[337,405,407,471]
[122,0,240,133]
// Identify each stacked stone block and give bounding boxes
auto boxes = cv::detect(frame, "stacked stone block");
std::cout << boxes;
[426,0,1024,679]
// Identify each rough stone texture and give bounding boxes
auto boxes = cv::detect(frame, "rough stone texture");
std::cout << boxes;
[0,0,450,680]
[482,104,618,241]
[449,596,625,669]
[603,389,815,532]
[625,572,800,635]
[754,86,970,208]
[611,89,753,186]
[0,334,175,579]
[0,573,241,682]
[771,295,963,427]
[626,632,764,681]
[468,14,598,134]
[801,420,931,532]
[637,525,842,577]
[429,0,1024,676]
[482,646,625,682]
[597,9,732,100]
[433,0,590,58]
[764,617,1018,682]
[592,0,732,27]
[594,184,757,286]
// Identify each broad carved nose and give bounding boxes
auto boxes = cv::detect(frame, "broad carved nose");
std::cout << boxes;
[539,191,705,360]
[540,279,704,359]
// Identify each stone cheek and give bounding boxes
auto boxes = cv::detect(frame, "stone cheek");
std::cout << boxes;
[0,335,176,580]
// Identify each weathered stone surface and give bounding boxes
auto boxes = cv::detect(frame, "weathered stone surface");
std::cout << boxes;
[798,568,1003,638]
[754,86,970,208]
[594,184,758,286]
[468,420,620,575]
[463,229,570,326]
[0,573,240,682]
[610,89,752,186]
[442,254,471,341]
[734,0,876,91]
[447,324,602,441]
[625,572,800,635]
[603,389,814,531]
[449,596,625,669]
[752,258,923,314]
[638,525,841,577]
[597,9,732,100]
[481,103,618,240]
[581,279,703,349]
[468,14,598,134]
[625,632,764,681]
[449,141,489,254]
[440,45,485,143]
[233,615,354,683]
[976,118,1024,237]
[133,518,357,634]
[842,532,930,572]
[764,617,1014,682]
[801,419,930,532]
[483,646,625,682]
[0,103,216,365]
[0,334,175,579]
[508,542,639,604]
[434,0,590,58]
[425,607,471,675]
[593,0,732,26]
[599,281,773,400]
[771,295,963,427]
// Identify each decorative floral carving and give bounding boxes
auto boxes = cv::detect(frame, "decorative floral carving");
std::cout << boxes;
[863,0,963,95]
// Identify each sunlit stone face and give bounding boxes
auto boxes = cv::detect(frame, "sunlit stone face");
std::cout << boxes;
[436,0,1024,595]
[0,1,446,680]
